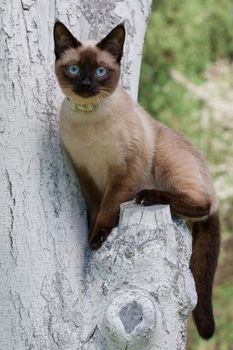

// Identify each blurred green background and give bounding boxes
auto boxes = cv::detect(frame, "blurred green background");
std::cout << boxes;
[139,0,233,349]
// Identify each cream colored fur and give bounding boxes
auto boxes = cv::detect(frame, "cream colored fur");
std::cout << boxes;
[60,82,218,215]
[60,85,155,193]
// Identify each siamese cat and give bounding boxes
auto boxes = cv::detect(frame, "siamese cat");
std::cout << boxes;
[54,21,220,340]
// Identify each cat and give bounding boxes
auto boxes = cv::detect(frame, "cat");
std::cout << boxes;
[53,21,220,340]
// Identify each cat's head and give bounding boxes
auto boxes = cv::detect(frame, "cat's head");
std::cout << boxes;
[54,21,125,104]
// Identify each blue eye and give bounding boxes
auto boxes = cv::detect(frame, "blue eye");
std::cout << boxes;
[95,66,108,77]
[67,65,80,75]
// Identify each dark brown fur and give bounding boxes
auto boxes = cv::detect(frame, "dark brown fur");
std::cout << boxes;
[191,213,220,339]
[135,189,211,217]
[77,167,102,231]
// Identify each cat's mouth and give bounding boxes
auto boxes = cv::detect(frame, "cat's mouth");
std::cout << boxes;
[75,91,98,98]
[72,87,98,99]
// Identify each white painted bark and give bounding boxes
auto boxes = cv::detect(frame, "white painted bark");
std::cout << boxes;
[81,202,197,350]
[1,0,197,349]
[0,1,153,350]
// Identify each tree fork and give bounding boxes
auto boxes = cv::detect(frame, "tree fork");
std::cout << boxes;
[0,1,196,349]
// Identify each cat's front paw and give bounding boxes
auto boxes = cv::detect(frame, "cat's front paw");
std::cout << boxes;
[135,189,162,206]
[88,226,112,250]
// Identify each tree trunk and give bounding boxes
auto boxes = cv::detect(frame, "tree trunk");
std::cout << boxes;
[0,1,153,349]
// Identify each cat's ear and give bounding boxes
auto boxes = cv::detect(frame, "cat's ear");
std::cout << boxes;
[53,21,81,60]
[97,25,125,63]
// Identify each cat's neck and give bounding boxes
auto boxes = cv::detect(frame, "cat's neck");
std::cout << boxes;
[67,99,97,113]
[64,84,131,123]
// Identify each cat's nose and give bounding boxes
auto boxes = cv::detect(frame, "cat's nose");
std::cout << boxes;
[81,78,92,89]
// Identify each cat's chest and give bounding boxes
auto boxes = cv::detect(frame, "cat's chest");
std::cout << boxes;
[61,119,124,192]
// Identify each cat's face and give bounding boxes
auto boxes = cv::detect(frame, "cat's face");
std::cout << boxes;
[54,22,125,103]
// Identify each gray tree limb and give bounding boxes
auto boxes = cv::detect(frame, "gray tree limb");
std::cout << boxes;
[0,0,153,349]
[81,202,197,350]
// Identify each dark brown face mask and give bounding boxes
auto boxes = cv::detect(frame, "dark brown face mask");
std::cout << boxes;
[53,21,125,99]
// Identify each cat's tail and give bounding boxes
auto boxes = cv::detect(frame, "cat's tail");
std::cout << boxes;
[190,212,220,339]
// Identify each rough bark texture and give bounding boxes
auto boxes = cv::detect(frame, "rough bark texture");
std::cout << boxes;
[81,202,197,350]
[0,1,153,349]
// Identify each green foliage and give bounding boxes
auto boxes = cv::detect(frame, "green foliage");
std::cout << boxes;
[188,280,233,349]
[139,0,233,124]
